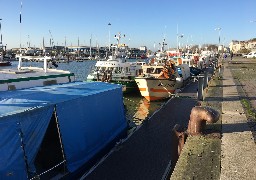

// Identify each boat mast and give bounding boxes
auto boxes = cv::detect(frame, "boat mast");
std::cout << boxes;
[89,34,92,58]
[161,38,167,52]
[114,32,121,56]
[0,18,3,61]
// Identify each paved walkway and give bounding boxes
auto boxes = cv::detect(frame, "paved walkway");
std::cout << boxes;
[81,81,198,180]
[220,62,256,180]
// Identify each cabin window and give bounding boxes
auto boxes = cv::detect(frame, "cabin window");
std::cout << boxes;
[155,68,162,74]
[146,68,154,73]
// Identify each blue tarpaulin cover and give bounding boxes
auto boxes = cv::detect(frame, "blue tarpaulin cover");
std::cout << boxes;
[0,82,127,178]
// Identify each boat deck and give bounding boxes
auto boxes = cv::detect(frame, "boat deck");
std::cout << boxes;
[0,67,73,81]
[0,67,75,91]
[82,81,198,180]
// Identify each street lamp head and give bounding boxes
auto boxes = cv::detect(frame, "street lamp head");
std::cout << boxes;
[179,34,184,38]
[214,27,221,31]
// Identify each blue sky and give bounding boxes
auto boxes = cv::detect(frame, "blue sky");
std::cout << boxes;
[0,0,255,50]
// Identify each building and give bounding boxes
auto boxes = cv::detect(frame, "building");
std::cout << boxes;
[229,39,256,53]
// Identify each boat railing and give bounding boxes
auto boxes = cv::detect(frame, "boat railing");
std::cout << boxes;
[17,55,53,73]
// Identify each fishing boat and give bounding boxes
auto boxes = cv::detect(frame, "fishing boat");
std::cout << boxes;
[135,60,190,101]
[0,55,75,91]
[87,33,144,93]
[134,37,190,101]
[0,60,12,66]
[0,51,12,66]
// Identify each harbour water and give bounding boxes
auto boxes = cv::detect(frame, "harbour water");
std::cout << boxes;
[5,60,167,127]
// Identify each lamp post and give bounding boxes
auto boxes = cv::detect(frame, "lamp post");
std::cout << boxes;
[215,27,221,51]
[108,22,111,51]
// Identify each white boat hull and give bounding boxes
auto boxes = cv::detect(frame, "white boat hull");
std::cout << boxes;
[0,67,75,91]
[135,77,181,101]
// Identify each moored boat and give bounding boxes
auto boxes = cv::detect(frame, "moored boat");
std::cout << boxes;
[87,33,144,93]
[0,81,127,179]
[0,60,12,66]
[0,52,12,66]
[87,58,144,93]
[135,61,190,101]
[0,55,75,91]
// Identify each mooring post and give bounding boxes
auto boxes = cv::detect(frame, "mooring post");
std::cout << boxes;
[198,75,204,101]
[171,124,188,170]
[203,68,208,89]
[215,58,219,69]
[187,106,220,135]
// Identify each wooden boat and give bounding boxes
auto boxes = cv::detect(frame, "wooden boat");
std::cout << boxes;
[135,62,190,101]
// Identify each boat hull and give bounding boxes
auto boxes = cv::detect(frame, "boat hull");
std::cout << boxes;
[111,80,139,93]
[0,68,75,91]
[87,78,139,93]
[0,61,12,66]
[135,77,180,101]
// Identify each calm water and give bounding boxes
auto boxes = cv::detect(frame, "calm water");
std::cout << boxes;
[8,60,167,127]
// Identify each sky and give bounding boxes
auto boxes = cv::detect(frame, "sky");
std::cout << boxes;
[0,0,255,50]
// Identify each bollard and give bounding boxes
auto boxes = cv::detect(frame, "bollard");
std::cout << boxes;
[203,69,208,89]
[187,106,220,136]
[197,75,204,101]
[172,124,188,156]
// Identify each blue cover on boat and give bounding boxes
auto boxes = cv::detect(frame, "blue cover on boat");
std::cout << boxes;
[56,85,126,172]
[0,120,27,179]
[0,81,127,178]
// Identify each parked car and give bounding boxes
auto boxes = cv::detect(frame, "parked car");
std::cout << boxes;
[243,52,256,58]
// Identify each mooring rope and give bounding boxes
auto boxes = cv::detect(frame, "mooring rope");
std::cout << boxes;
[29,160,66,180]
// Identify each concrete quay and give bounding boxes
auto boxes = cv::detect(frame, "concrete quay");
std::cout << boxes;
[220,60,256,180]
[171,57,256,180]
